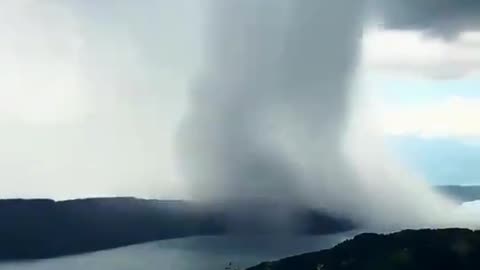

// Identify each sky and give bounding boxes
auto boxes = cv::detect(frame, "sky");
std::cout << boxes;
[361,28,480,185]
[0,0,479,199]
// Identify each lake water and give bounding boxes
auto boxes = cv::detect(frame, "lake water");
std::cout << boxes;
[0,233,355,270]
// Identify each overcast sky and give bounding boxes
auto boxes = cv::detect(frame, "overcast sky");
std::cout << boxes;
[0,0,479,199]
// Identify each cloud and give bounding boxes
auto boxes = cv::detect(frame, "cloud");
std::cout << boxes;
[378,96,480,138]
[462,200,480,215]
[362,28,480,78]
[0,1,89,124]
[0,0,204,199]
[372,0,480,37]
[178,0,366,207]
[363,0,480,79]
[175,0,477,230]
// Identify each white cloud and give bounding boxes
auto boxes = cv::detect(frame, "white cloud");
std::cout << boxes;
[361,28,480,139]
[0,1,89,125]
[378,96,480,138]
[362,28,480,78]
[0,0,204,199]
[461,201,480,215]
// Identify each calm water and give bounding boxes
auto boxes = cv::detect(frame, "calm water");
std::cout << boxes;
[0,233,355,270]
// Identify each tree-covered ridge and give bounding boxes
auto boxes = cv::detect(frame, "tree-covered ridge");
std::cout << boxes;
[248,228,480,270]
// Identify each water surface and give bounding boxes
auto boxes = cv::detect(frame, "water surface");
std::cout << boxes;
[0,233,355,270]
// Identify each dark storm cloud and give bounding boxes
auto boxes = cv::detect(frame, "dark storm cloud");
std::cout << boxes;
[178,0,366,210]
[373,0,480,36]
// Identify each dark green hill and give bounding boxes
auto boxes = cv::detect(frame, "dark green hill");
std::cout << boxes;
[248,228,480,270]
[0,198,353,261]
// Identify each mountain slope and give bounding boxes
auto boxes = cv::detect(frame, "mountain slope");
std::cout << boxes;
[0,197,353,261]
[248,228,480,270]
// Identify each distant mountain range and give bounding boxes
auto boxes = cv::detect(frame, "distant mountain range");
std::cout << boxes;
[0,197,353,261]
[437,185,480,202]
[247,228,480,270]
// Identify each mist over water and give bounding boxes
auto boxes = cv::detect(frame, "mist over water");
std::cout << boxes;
[178,0,478,230]
[179,0,365,205]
